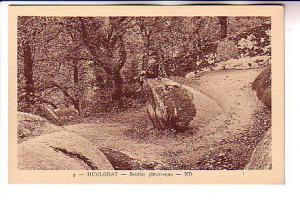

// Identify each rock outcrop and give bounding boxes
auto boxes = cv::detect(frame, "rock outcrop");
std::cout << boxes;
[142,77,222,131]
[245,128,272,170]
[18,112,64,143]
[18,131,113,170]
[252,66,271,108]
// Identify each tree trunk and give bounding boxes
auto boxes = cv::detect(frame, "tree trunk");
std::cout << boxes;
[23,41,35,110]
[73,99,80,113]
[73,60,79,84]
[141,34,150,70]
[142,44,150,70]
[218,17,228,39]
[95,67,105,86]
[72,61,80,113]
[111,71,123,108]
[111,36,126,108]
[79,18,128,109]
[137,18,150,70]
[156,45,168,78]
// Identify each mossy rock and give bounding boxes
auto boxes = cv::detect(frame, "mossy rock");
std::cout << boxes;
[143,77,222,131]
[18,112,64,143]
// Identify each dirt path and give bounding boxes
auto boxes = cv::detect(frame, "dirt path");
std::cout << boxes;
[65,68,271,170]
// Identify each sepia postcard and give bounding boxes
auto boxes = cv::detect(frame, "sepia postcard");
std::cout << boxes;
[8,5,284,184]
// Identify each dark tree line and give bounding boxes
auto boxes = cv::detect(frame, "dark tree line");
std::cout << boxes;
[17,16,270,116]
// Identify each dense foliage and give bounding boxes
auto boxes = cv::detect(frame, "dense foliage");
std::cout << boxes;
[17,16,270,117]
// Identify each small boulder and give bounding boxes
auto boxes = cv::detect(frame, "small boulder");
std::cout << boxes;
[18,131,113,170]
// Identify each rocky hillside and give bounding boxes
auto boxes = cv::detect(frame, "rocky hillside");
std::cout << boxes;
[244,66,272,170]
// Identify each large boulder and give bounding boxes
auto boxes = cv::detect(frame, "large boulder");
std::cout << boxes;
[142,77,222,131]
[252,66,271,108]
[245,128,272,170]
[34,104,63,126]
[18,131,113,170]
[18,112,64,143]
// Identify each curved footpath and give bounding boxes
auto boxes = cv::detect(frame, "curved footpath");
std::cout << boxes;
[65,68,271,170]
